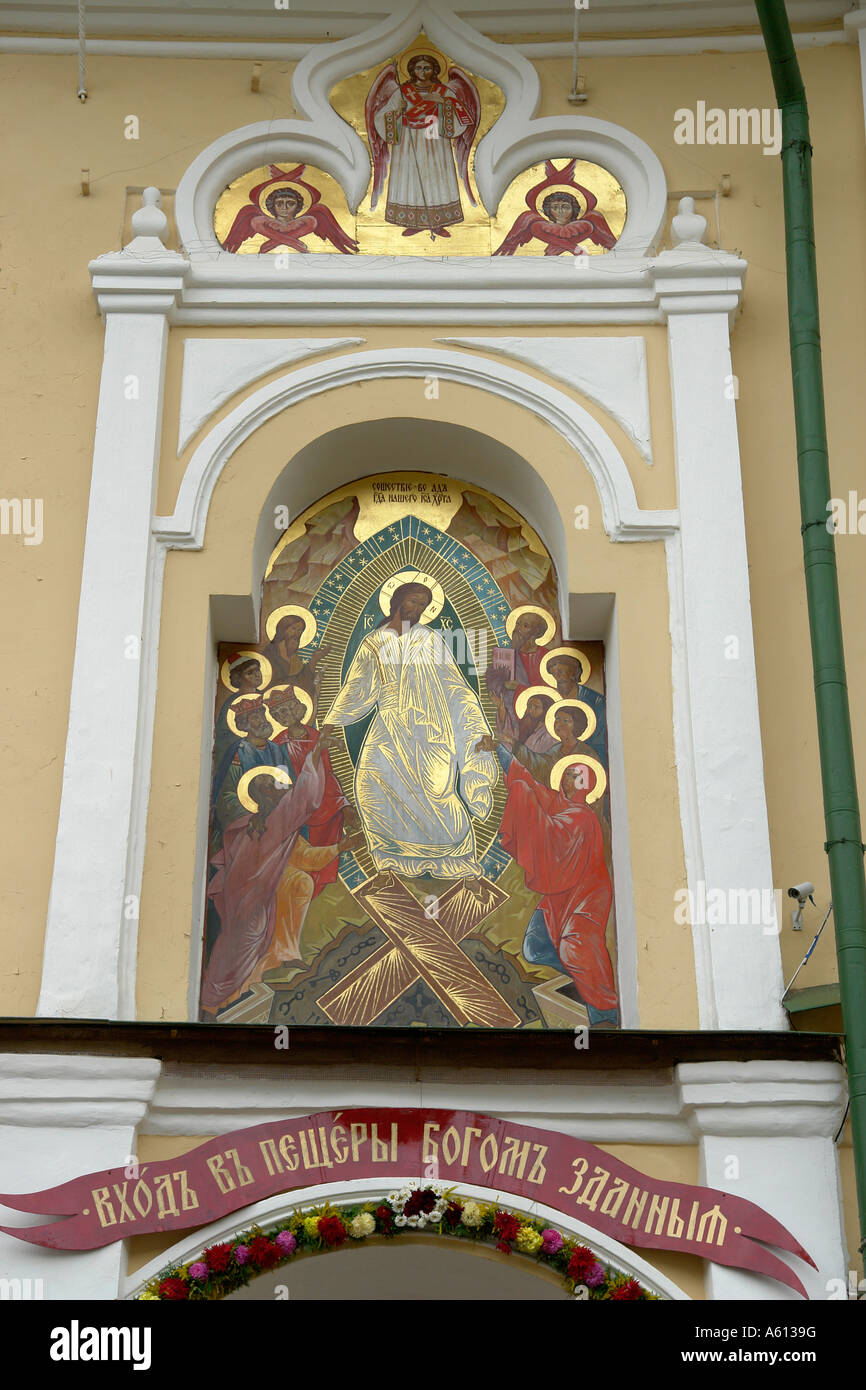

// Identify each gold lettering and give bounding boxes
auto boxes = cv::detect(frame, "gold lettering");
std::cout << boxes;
[298,1130,321,1169]
[329,1125,349,1165]
[132,1178,153,1219]
[623,1187,648,1229]
[227,1148,254,1187]
[111,1182,135,1224]
[172,1170,199,1211]
[350,1123,367,1164]
[666,1197,684,1239]
[528,1143,548,1185]
[154,1174,179,1220]
[92,1187,117,1228]
[422,1122,440,1166]
[697,1203,728,1247]
[645,1194,669,1236]
[500,1137,531,1181]
[317,1128,334,1169]
[576,1166,610,1212]
[278,1135,299,1173]
[479,1134,499,1173]
[259,1139,283,1177]
[599,1177,630,1220]
[207,1153,236,1195]
[461,1127,482,1166]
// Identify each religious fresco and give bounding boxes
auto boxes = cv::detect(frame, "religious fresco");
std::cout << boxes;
[201,475,618,1031]
[213,34,626,257]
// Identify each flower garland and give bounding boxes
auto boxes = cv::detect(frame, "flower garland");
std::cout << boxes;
[136,1188,658,1301]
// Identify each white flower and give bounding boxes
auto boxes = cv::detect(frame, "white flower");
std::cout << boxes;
[349,1212,376,1239]
[407,1215,420,1227]
[395,1215,407,1227]
[461,1201,484,1228]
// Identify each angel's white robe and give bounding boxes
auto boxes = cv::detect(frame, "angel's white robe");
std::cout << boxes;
[325,623,498,877]
[374,81,471,231]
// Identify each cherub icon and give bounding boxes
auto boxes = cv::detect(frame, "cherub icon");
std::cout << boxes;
[220,164,359,255]
[494,159,617,257]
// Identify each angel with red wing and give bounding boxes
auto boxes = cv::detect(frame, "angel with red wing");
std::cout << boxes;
[365,51,480,238]
[494,159,617,257]
[220,164,359,255]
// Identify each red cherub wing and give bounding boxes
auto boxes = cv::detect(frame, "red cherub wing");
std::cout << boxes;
[365,63,399,211]
[305,203,360,255]
[447,66,481,206]
[221,202,260,253]
[579,210,617,249]
[493,210,542,256]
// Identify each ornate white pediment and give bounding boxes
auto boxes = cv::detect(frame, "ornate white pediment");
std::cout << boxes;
[174,0,667,265]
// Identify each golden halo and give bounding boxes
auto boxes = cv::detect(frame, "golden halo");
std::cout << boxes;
[257,180,313,219]
[237,765,293,814]
[226,695,268,739]
[545,697,597,741]
[265,604,317,647]
[540,645,591,688]
[537,184,587,219]
[514,684,560,721]
[263,683,314,733]
[395,37,450,85]
[378,570,445,624]
[550,753,606,804]
[505,605,556,647]
[220,651,271,693]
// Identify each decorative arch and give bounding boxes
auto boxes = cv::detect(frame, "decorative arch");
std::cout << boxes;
[123,1179,691,1301]
[155,347,678,565]
[173,0,667,261]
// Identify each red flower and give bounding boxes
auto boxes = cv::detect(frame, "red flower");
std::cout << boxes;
[248,1235,281,1270]
[444,1202,463,1228]
[203,1242,232,1272]
[404,1187,438,1218]
[611,1279,643,1300]
[493,1212,521,1243]
[496,1238,513,1254]
[318,1216,348,1246]
[158,1277,189,1300]
[566,1245,597,1281]
[375,1204,393,1233]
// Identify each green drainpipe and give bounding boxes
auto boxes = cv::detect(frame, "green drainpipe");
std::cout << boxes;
[756,0,866,1268]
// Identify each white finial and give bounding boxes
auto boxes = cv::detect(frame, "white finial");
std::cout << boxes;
[672,195,707,248]
[131,187,168,243]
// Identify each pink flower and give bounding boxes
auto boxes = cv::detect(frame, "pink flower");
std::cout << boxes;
[275,1230,297,1254]
[188,1262,208,1281]
[540,1229,563,1254]
[233,1244,250,1265]
[585,1262,606,1287]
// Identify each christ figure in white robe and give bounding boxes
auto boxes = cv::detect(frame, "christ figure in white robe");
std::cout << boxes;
[321,583,498,881]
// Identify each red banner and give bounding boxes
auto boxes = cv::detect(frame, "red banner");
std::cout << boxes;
[0,1108,815,1296]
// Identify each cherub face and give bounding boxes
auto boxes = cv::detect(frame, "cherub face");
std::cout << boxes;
[548,198,574,226]
[411,58,435,84]
[272,193,302,222]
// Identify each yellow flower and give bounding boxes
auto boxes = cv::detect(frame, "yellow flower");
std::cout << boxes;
[515,1225,543,1254]
[349,1212,376,1238]
[139,1291,160,1301]
[303,1215,321,1238]
[461,1201,484,1228]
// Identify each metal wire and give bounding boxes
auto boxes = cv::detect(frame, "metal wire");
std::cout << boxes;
[77,0,87,100]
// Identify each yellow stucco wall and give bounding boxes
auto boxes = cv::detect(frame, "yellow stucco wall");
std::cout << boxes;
[2,41,865,1022]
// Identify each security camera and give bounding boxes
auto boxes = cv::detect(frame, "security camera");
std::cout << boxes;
[787,882,815,901]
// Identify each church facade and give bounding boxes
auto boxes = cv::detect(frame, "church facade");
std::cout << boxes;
[1,0,865,1304]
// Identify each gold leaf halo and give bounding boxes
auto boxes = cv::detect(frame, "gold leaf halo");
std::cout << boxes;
[265,604,317,647]
[544,697,597,741]
[378,570,445,624]
[505,604,556,647]
[237,764,293,814]
[264,683,315,733]
[394,36,451,84]
[539,645,591,687]
[550,752,606,804]
[220,651,272,693]
[513,684,560,720]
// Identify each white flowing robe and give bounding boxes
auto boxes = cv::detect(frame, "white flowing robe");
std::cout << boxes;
[326,624,498,877]
[374,81,471,231]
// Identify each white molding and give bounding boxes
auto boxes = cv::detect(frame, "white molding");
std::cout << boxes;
[173,0,667,260]
[676,1061,848,1301]
[665,304,787,1030]
[442,336,653,464]
[0,1054,161,1301]
[155,348,677,550]
[121,1176,689,1301]
[177,337,364,454]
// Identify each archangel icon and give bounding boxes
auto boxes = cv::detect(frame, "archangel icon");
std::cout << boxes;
[365,39,481,238]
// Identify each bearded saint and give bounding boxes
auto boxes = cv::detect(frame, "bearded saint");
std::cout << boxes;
[321,583,497,879]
